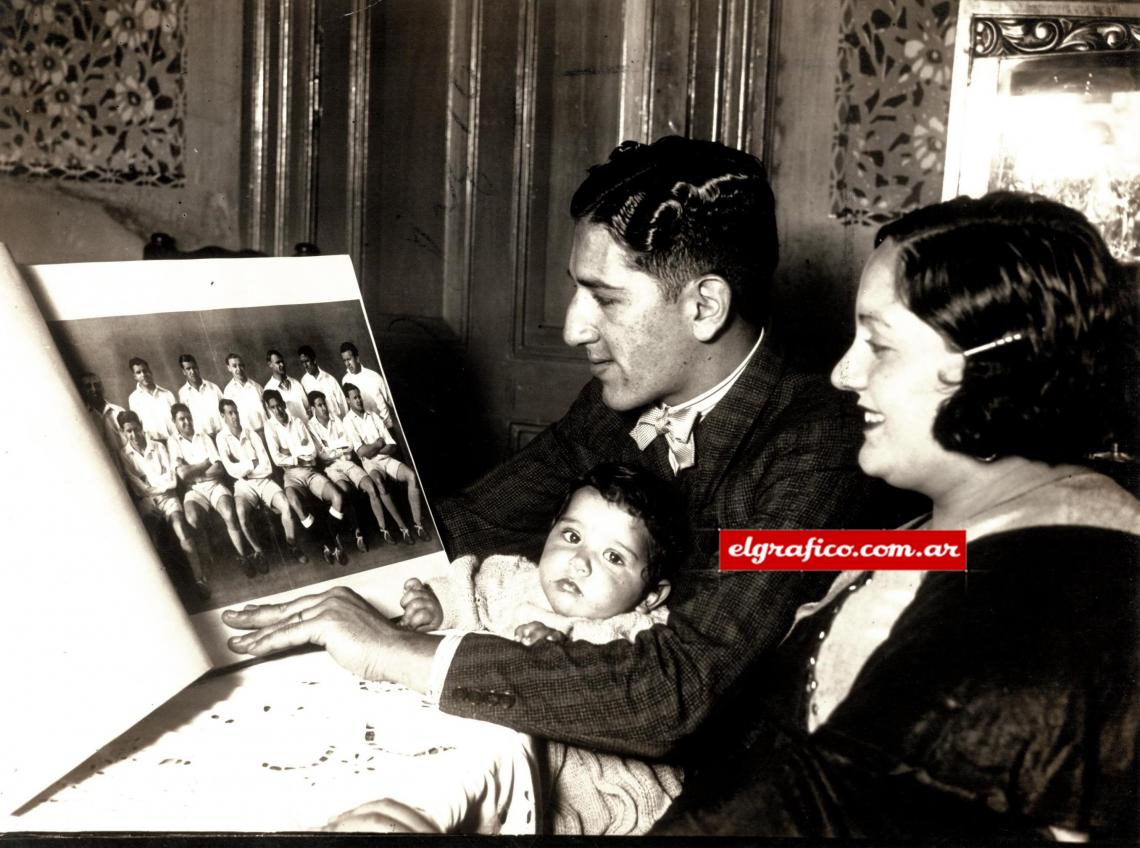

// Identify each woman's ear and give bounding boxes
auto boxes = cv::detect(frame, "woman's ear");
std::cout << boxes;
[636,579,671,613]
[686,275,732,342]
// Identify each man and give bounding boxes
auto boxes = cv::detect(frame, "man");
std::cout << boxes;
[226,137,867,788]
[338,341,393,427]
[342,383,427,544]
[215,398,306,568]
[119,409,209,599]
[308,389,398,548]
[78,371,126,468]
[264,349,310,422]
[222,353,266,435]
[126,356,176,443]
[261,388,348,566]
[167,403,252,576]
[298,345,349,420]
[177,354,225,437]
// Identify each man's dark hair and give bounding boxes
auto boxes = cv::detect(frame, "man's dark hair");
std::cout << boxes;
[570,136,778,327]
[118,409,142,429]
[170,402,191,420]
[262,389,284,406]
[339,341,360,357]
[298,345,317,359]
[178,354,197,368]
[219,398,238,415]
[266,349,284,362]
[128,356,149,370]
[554,462,688,590]
[307,390,326,406]
[876,191,1136,465]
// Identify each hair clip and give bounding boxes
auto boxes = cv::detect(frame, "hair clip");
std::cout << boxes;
[961,332,1025,358]
[611,140,644,159]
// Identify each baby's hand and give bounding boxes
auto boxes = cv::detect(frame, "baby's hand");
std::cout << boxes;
[399,578,443,631]
[515,621,567,646]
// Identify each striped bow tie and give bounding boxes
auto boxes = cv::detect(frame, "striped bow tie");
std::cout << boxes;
[631,404,700,473]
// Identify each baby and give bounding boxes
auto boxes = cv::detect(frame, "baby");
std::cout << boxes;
[399,461,686,835]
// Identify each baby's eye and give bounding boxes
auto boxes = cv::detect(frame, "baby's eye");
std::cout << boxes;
[603,550,625,567]
[560,528,581,544]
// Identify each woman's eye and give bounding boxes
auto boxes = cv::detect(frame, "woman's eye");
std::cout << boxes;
[561,528,580,544]
[603,550,625,566]
[867,340,890,355]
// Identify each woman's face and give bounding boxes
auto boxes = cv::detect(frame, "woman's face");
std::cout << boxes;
[831,242,965,495]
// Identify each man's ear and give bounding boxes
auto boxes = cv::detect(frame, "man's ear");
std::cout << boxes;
[636,579,671,613]
[686,275,733,342]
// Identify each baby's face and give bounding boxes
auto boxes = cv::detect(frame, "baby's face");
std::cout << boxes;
[538,486,651,619]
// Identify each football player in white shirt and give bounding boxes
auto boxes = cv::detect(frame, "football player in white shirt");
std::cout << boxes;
[127,356,176,443]
[343,382,429,544]
[177,353,225,436]
[223,353,267,434]
[118,410,210,599]
[262,389,349,565]
[79,370,126,472]
[216,398,305,568]
[339,340,394,427]
[264,348,311,421]
[298,345,349,420]
[309,389,402,547]
[169,403,253,577]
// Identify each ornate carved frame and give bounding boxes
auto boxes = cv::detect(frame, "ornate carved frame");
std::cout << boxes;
[942,1,1140,253]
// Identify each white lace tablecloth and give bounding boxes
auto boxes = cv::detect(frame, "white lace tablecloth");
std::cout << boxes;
[5,650,538,833]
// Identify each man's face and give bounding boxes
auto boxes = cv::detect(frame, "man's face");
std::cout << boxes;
[222,403,242,434]
[132,362,154,389]
[312,395,329,423]
[341,350,361,374]
[173,409,195,439]
[123,420,146,452]
[227,356,247,381]
[563,222,696,411]
[268,353,288,380]
[346,388,365,415]
[266,395,289,425]
[80,374,105,409]
[299,352,319,377]
[181,359,202,387]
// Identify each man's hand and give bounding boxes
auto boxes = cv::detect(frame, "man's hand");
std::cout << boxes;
[399,578,443,631]
[222,586,438,690]
[514,621,567,646]
[325,798,439,833]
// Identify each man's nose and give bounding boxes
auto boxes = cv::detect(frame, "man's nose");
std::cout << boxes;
[562,289,599,347]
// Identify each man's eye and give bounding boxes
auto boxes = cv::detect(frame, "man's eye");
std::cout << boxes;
[593,294,617,307]
[603,550,625,566]
[561,528,580,544]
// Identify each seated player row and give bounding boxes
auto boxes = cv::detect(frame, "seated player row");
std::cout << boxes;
[113,385,428,599]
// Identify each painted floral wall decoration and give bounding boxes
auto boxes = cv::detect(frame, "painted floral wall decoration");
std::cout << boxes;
[0,0,186,186]
[831,0,957,225]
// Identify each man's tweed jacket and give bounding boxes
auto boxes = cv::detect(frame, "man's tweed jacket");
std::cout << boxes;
[434,341,868,761]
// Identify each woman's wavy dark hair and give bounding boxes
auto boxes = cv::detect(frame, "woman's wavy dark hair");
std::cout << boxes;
[876,191,1138,465]
[553,462,688,588]
[570,136,778,328]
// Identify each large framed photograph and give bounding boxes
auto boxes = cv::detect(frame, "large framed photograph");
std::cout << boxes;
[23,255,449,660]
[942,1,1140,260]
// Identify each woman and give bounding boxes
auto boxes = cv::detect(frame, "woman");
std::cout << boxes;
[656,192,1140,839]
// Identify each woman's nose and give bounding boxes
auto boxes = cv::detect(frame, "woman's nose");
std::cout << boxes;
[831,345,865,392]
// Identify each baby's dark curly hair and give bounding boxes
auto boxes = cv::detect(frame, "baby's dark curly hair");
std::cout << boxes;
[553,462,688,589]
[875,191,1138,465]
[570,136,778,328]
